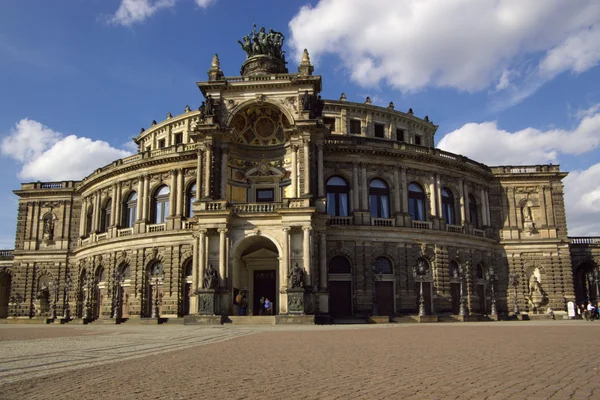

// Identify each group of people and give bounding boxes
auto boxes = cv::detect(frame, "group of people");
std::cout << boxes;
[578,301,600,321]
[234,293,273,316]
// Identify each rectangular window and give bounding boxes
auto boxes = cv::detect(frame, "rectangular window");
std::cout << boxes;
[414,135,422,146]
[350,119,361,135]
[174,133,183,145]
[323,117,336,133]
[374,123,385,138]
[396,129,405,142]
[158,139,166,148]
[256,188,274,202]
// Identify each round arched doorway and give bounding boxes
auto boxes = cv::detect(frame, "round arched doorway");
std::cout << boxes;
[232,235,280,316]
[574,262,599,305]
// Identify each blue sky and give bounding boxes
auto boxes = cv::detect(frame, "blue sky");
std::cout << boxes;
[1,0,599,247]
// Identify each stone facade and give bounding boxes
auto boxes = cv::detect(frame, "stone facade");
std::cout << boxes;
[0,46,598,323]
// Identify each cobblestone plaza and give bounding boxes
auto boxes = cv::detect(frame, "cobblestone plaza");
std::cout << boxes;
[0,322,598,400]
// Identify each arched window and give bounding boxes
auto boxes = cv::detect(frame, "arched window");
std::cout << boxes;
[326,176,349,217]
[408,182,426,221]
[449,260,459,278]
[100,198,111,233]
[469,194,479,228]
[122,192,137,228]
[186,183,196,218]
[374,257,393,274]
[152,186,170,224]
[329,256,352,274]
[369,179,390,218]
[441,188,455,225]
[85,206,93,236]
[476,264,484,280]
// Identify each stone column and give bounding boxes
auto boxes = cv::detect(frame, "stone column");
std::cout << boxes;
[79,198,87,236]
[436,173,442,217]
[204,145,212,198]
[110,185,117,226]
[401,167,408,213]
[92,193,100,232]
[485,189,492,227]
[480,188,488,226]
[136,177,143,221]
[115,184,122,227]
[169,170,177,217]
[281,228,290,289]
[319,231,327,290]
[352,163,359,211]
[220,146,228,200]
[361,163,368,210]
[291,145,298,198]
[317,143,324,197]
[303,138,310,195]
[303,227,312,287]
[218,228,228,287]
[429,181,436,217]
[464,183,470,223]
[196,149,203,200]
[458,178,465,224]
[142,175,150,221]
[192,235,199,291]
[393,168,401,214]
[176,169,184,216]
[198,229,206,290]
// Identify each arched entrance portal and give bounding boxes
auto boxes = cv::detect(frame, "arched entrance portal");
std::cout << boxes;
[575,262,599,306]
[233,236,280,316]
[0,272,11,318]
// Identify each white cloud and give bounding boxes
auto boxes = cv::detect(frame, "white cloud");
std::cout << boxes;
[437,104,600,165]
[564,163,600,236]
[289,0,600,101]
[1,119,132,181]
[110,0,216,26]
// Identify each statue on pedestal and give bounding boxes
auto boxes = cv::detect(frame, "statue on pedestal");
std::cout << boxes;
[289,263,305,289]
[203,264,218,290]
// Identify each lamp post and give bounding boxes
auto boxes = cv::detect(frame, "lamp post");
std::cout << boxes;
[83,275,92,320]
[590,268,600,301]
[112,272,122,320]
[486,268,498,316]
[459,265,468,317]
[150,276,161,319]
[509,273,520,314]
[414,260,428,317]
[63,273,71,320]
[51,277,59,320]
[372,265,382,316]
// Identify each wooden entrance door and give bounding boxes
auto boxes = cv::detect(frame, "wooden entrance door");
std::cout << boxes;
[375,281,394,316]
[329,281,352,318]
[0,274,10,318]
[253,270,276,315]
[451,282,460,314]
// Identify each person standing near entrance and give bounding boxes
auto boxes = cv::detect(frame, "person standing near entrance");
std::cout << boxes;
[259,297,265,315]
[235,292,243,316]
[264,297,272,315]
[241,295,248,316]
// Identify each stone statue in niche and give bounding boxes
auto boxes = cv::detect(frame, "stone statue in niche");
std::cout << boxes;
[289,263,305,288]
[203,264,218,289]
[42,215,54,241]
[205,95,215,116]
[521,200,537,235]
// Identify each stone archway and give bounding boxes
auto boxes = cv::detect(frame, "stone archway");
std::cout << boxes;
[575,261,598,306]
[0,272,11,318]
[232,235,281,316]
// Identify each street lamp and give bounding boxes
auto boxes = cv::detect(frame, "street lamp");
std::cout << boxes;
[83,275,92,320]
[509,273,520,314]
[63,273,71,320]
[458,265,468,317]
[51,277,59,320]
[414,259,428,317]
[150,276,161,319]
[112,271,122,320]
[486,268,498,316]
[371,265,382,316]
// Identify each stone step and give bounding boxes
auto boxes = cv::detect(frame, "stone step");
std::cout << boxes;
[226,316,276,325]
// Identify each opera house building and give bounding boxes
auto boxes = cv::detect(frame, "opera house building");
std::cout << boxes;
[1,31,599,324]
